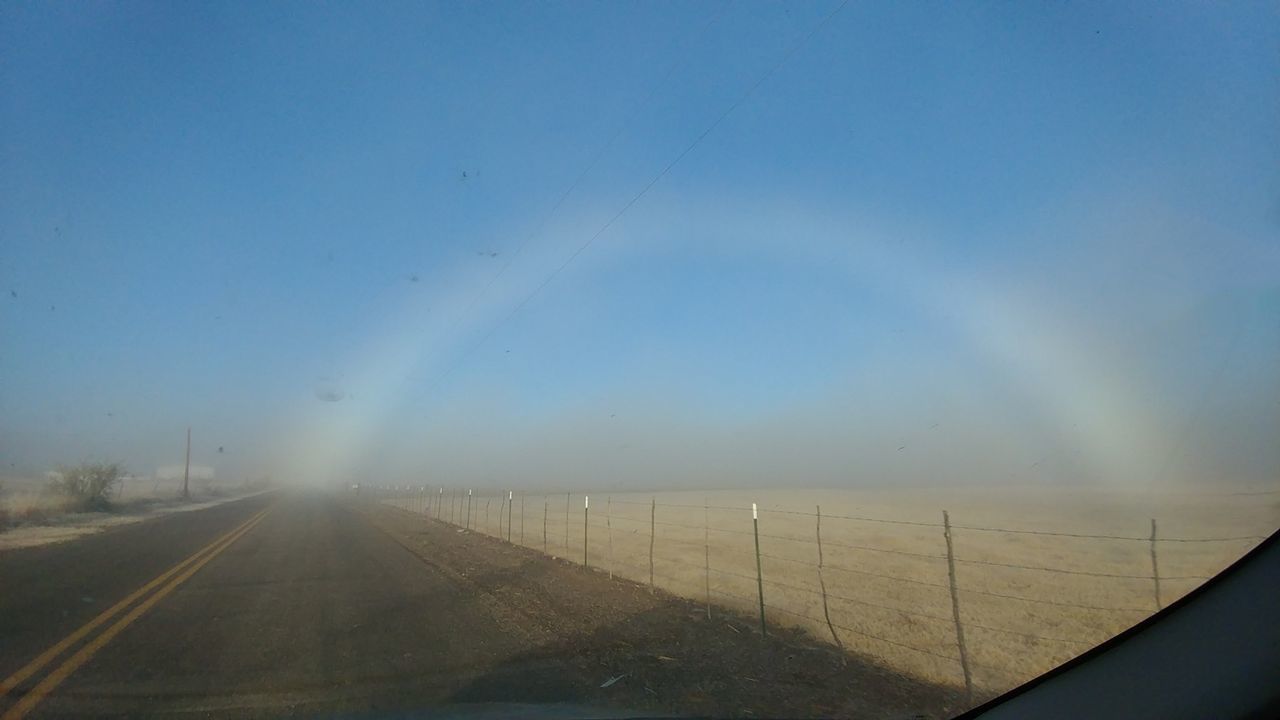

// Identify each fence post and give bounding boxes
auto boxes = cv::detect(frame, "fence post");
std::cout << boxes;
[649,497,656,591]
[583,495,589,568]
[438,488,443,520]
[485,495,492,534]
[565,492,571,552]
[607,496,614,579]
[815,505,842,648]
[704,500,711,620]
[942,510,974,703]
[543,498,548,552]
[467,489,472,530]
[520,493,525,544]
[752,503,766,637]
[1150,518,1162,611]
[508,491,514,542]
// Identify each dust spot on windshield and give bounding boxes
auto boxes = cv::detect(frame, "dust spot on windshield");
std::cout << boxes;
[313,377,346,403]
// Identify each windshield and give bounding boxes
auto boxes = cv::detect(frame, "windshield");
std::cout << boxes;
[2,2,1277,719]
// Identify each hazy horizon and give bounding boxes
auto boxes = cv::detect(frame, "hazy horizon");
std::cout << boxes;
[3,2,1277,493]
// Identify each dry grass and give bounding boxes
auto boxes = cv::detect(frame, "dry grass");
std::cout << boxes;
[385,485,1278,698]
[0,474,249,533]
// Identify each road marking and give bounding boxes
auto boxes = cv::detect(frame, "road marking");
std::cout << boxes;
[0,506,271,719]
[0,506,269,699]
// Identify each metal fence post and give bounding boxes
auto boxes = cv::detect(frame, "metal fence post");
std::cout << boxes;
[649,497,656,591]
[606,496,614,579]
[1150,518,1162,610]
[816,505,842,648]
[704,500,711,619]
[583,495,589,568]
[466,489,472,530]
[943,510,973,702]
[508,491,514,542]
[752,502,766,637]
[520,493,525,544]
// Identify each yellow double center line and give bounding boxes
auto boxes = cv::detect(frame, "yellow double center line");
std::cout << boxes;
[0,506,272,720]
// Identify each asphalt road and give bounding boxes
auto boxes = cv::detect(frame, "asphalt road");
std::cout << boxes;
[0,492,958,719]
[0,493,595,718]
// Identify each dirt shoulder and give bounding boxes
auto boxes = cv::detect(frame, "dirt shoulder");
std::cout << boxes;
[361,502,963,719]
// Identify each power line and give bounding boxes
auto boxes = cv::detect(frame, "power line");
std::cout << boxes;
[423,2,735,360]
[419,0,851,399]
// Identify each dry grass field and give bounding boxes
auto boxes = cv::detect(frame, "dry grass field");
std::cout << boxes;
[382,484,1278,698]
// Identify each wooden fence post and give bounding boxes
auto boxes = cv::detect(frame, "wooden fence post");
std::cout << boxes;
[543,498,548,552]
[520,493,525,544]
[583,495,589,568]
[565,492,571,552]
[508,491,514,542]
[942,510,973,703]
[752,503,767,637]
[816,505,842,648]
[1150,518,1162,610]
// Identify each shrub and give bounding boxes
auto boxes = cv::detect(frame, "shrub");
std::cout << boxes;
[50,462,124,511]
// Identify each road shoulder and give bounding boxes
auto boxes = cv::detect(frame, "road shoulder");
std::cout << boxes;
[360,502,961,719]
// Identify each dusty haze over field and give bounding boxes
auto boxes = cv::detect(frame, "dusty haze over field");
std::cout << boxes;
[2,3,1277,494]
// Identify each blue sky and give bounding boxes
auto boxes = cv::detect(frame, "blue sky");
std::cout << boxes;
[2,1,1277,490]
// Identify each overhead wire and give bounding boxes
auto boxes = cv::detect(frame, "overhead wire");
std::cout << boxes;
[419,0,851,398]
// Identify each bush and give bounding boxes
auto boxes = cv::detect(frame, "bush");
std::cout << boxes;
[50,462,124,511]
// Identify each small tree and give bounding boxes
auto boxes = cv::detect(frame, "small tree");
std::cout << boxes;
[51,462,124,511]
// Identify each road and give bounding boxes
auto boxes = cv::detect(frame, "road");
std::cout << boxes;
[0,492,957,719]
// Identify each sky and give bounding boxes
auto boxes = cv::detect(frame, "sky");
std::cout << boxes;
[2,1,1277,492]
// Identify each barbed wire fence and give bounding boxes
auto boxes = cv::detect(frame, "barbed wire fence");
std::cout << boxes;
[366,485,1267,702]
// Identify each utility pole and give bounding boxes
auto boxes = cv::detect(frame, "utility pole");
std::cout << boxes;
[182,427,191,499]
